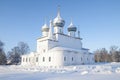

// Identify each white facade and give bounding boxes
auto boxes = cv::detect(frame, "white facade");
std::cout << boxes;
[21,9,94,67]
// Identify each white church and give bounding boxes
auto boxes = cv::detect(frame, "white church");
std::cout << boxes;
[21,9,94,67]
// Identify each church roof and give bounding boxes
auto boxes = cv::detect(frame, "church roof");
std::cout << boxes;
[49,47,82,53]
[82,48,89,50]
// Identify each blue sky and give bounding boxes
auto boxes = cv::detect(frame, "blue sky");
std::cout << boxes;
[0,0,120,53]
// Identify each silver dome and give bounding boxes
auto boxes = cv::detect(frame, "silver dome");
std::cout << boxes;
[68,22,77,32]
[53,10,65,27]
[42,24,49,32]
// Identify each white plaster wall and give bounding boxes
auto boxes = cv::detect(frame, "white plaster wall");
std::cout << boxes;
[21,34,94,66]
[48,40,58,50]
[21,52,37,66]
[63,51,90,66]
[68,31,75,37]
[42,32,48,37]
[56,34,82,50]
[54,27,63,34]
[91,54,95,63]
[75,52,83,65]
[37,39,48,53]
[37,38,58,53]
[21,50,94,66]
[37,50,64,67]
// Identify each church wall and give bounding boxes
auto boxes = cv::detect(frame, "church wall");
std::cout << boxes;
[21,29,94,67]
[37,38,58,54]
[21,52,37,66]
[90,54,95,64]
[68,31,75,37]
[60,50,86,66]
[38,51,64,67]
[54,27,63,34]
[42,32,48,37]
[21,50,94,67]
[75,52,83,65]
[48,40,58,50]
[56,34,82,50]
[37,40,49,53]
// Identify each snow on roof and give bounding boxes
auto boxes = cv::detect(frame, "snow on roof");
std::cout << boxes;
[49,47,82,52]
[21,52,36,57]
[82,48,89,50]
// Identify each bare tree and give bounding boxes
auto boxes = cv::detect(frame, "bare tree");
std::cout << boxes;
[110,46,119,62]
[7,47,20,64]
[94,48,108,62]
[100,48,108,62]
[0,40,7,65]
[18,42,30,55]
[94,46,120,63]
[94,49,101,62]
[7,42,30,65]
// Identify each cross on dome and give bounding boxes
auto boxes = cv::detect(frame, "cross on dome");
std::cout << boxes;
[57,5,62,19]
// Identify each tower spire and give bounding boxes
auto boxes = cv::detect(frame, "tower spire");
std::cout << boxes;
[57,5,61,18]
[70,18,73,26]
[44,17,47,24]
[48,20,53,39]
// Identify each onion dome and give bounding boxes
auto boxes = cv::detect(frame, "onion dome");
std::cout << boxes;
[42,23,49,32]
[68,22,77,32]
[53,9,65,27]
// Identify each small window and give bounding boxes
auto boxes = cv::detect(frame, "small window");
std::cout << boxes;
[23,58,24,62]
[43,49,45,53]
[29,58,30,62]
[26,58,27,62]
[49,57,51,62]
[60,29,62,33]
[36,57,38,62]
[72,57,74,61]
[81,57,82,61]
[60,29,61,33]
[64,57,66,61]
[43,57,45,62]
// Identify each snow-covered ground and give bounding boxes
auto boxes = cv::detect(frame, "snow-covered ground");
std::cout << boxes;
[0,62,120,80]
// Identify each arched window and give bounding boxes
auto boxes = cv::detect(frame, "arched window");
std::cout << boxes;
[23,58,24,62]
[43,49,45,53]
[43,57,45,62]
[70,32,71,36]
[60,29,61,33]
[36,57,38,62]
[64,57,66,61]
[81,57,82,61]
[72,57,74,61]
[29,58,30,62]
[26,58,27,62]
[87,58,88,61]
[49,57,51,62]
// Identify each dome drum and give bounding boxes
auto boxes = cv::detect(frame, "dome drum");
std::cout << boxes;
[53,20,65,27]
[42,27,49,32]
[68,27,77,31]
